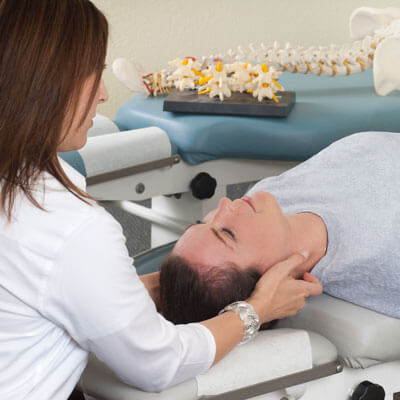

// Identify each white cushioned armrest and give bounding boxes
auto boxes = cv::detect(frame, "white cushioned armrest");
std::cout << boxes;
[79,355,198,400]
[78,127,172,178]
[308,331,338,366]
[276,293,400,368]
[196,328,312,396]
[79,329,337,400]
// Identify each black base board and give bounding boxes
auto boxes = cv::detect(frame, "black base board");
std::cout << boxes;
[163,89,295,117]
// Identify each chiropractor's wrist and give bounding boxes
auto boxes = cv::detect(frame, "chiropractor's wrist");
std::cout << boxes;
[219,301,260,344]
[246,298,272,325]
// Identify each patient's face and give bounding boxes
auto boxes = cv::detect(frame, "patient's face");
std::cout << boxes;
[173,191,292,272]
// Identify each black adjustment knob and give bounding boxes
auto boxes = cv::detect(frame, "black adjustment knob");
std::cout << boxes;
[351,381,385,400]
[190,172,217,199]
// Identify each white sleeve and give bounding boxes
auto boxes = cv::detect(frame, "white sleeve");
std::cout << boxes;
[42,209,215,392]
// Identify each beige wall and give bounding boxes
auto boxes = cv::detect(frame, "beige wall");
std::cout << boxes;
[92,0,400,118]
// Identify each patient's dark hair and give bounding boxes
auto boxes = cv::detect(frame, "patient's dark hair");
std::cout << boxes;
[160,255,261,324]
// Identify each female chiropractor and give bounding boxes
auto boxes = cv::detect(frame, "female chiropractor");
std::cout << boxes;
[0,1,322,399]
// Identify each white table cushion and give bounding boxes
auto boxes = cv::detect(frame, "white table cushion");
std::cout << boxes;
[79,329,337,400]
[276,293,400,368]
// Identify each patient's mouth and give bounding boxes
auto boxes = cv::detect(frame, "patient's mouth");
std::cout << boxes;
[241,196,256,212]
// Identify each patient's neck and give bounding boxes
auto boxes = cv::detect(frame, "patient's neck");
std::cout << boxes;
[286,212,328,272]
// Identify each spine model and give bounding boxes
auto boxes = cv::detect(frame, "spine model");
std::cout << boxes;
[113,7,400,99]
[137,59,285,103]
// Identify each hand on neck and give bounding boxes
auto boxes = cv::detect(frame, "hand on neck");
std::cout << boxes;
[286,212,328,275]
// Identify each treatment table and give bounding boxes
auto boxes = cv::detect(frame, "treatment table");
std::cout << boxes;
[61,69,400,247]
[78,243,400,400]
[59,69,400,399]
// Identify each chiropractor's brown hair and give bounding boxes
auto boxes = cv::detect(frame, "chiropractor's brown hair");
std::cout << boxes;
[0,0,108,221]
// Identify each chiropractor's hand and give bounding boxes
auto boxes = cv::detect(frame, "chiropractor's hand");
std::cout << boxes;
[247,253,323,324]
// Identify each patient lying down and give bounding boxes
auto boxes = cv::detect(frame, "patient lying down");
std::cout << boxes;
[160,132,400,323]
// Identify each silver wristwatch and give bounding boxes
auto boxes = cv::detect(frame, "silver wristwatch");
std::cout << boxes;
[219,301,260,344]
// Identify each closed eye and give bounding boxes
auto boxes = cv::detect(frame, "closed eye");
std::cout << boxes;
[222,227,235,240]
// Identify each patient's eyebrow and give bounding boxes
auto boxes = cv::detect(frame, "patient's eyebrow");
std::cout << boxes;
[184,222,233,249]
[211,227,233,249]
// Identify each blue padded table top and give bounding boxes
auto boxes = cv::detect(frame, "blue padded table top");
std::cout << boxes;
[115,70,400,165]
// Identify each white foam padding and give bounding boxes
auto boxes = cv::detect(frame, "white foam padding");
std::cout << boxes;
[277,294,400,368]
[196,328,312,397]
[79,127,172,178]
[79,329,335,400]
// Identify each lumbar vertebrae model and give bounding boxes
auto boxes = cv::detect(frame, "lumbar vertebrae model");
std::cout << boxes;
[114,56,284,102]
[113,7,400,101]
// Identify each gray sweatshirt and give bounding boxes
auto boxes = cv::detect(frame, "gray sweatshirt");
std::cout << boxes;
[247,131,400,318]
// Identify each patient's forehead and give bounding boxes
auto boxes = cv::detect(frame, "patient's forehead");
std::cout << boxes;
[173,224,242,269]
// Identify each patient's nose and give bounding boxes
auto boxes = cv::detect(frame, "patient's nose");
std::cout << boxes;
[213,197,234,220]
[218,197,233,210]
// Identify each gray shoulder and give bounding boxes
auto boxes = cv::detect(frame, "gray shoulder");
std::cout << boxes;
[328,131,400,149]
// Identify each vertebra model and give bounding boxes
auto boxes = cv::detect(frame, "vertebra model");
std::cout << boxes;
[113,7,400,100]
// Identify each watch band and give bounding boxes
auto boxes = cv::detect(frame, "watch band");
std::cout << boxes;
[219,301,261,344]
